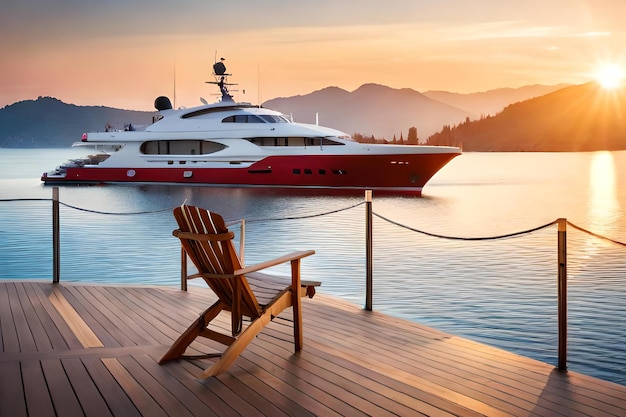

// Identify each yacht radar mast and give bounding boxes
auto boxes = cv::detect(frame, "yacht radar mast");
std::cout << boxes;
[207,58,237,102]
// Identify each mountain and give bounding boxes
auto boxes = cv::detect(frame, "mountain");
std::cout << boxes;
[427,83,626,151]
[0,97,153,148]
[423,84,570,117]
[263,84,472,140]
[3,83,621,152]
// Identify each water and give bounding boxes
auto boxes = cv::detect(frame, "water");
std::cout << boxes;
[1,148,625,385]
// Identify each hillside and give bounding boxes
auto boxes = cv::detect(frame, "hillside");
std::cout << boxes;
[263,84,471,140]
[423,84,569,116]
[427,83,626,151]
[0,97,153,148]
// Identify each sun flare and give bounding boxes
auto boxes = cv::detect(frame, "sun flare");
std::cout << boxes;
[594,63,625,89]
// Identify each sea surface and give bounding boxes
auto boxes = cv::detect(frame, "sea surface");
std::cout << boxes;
[1,148,625,385]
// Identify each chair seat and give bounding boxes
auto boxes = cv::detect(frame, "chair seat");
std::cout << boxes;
[247,271,322,307]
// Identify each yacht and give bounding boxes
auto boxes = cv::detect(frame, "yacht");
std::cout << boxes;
[41,60,461,195]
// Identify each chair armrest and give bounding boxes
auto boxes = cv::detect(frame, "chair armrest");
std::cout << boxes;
[233,250,315,276]
[199,250,314,279]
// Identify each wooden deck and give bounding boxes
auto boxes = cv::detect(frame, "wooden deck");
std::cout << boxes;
[1,281,625,416]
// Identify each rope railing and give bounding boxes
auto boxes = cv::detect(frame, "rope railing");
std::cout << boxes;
[373,212,559,241]
[2,195,623,246]
[3,188,625,372]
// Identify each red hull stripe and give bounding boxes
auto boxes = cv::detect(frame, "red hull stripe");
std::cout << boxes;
[42,153,459,193]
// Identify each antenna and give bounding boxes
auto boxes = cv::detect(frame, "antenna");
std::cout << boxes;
[173,64,176,110]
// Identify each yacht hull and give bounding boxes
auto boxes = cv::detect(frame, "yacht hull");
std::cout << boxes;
[41,152,459,195]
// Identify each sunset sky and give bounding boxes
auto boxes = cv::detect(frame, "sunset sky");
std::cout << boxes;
[1,0,625,111]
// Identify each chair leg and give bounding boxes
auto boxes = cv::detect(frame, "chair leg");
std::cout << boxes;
[159,300,225,364]
[198,293,293,378]
[291,259,303,351]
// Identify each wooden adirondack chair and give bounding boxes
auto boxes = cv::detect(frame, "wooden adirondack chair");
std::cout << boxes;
[159,205,319,378]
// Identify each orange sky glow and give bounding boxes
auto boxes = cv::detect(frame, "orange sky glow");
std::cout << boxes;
[1,0,625,111]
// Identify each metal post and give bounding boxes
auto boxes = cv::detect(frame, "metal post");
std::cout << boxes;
[365,190,373,311]
[239,219,245,265]
[52,187,60,283]
[557,218,567,370]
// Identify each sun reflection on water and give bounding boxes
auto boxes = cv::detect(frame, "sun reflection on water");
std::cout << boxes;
[588,151,620,235]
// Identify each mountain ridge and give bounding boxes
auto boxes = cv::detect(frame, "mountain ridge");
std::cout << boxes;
[0,96,153,148]
[427,83,626,151]
[3,83,621,152]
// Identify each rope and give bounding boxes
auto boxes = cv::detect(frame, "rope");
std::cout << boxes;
[567,221,626,247]
[58,201,173,215]
[244,201,365,223]
[0,198,52,202]
[373,211,558,241]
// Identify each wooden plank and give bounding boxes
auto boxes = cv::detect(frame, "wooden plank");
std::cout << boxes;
[303,318,530,415]
[106,286,196,346]
[116,355,195,417]
[144,350,248,417]
[249,331,459,417]
[281,300,533,414]
[177,358,270,417]
[132,353,222,417]
[24,282,72,350]
[48,287,103,348]
[213,369,295,417]
[98,287,168,345]
[0,283,20,352]
[230,348,373,417]
[7,282,37,352]
[302,296,622,416]
[81,286,156,345]
[221,362,319,417]
[101,357,169,417]
[41,358,85,417]
[61,357,114,417]
[0,361,27,417]
[81,357,142,417]
[27,282,83,350]
[60,285,129,347]
[250,305,470,415]
[248,335,472,417]
[15,282,54,351]
[21,359,56,416]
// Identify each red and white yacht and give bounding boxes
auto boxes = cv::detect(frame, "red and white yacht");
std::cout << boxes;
[41,61,460,195]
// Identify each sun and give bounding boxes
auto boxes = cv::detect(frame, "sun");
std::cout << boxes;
[594,63,625,89]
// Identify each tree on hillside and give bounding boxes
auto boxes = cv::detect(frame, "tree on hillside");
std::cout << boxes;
[407,126,419,145]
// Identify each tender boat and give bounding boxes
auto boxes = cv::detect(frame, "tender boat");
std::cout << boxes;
[41,60,461,195]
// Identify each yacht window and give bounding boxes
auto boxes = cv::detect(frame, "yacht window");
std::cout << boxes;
[141,140,226,155]
[320,138,344,146]
[259,115,289,123]
[247,137,345,146]
[222,114,265,123]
